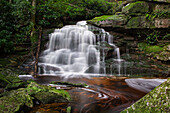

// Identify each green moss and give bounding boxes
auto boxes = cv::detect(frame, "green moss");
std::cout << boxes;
[122,1,149,15]
[138,42,149,51]
[0,88,33,113]
[49,89,71,101]
[89,15,116,22]
[34,91,68,104]
[26,82,71,101]
[122,79,170,113]
[138,42,163,53]
[145,45,163,53]
[67,106,71,113]
[126,16,148,28]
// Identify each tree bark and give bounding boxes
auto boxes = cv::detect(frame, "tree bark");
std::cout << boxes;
[31,0,36,37]
[33,27,42,77]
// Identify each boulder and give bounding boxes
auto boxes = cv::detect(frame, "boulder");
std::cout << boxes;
[34,91,68,104]
[122,1,149,15]
[126,16,150,28]
[0,88,33,113]
[87,15,128,28]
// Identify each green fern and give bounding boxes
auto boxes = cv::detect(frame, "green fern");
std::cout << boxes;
[0,74,11,84]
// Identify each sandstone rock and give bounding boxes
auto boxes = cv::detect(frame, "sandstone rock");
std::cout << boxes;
[154,18,170,28]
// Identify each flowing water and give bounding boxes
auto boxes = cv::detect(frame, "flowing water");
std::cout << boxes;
[38,21,123,77]
[20,21,167,113]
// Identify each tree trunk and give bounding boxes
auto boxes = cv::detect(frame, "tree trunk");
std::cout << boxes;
[31,0,36,37]
[33,27,42,77]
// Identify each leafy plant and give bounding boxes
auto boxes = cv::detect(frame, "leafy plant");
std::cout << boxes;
[0,74,11,84]
[146,31,160,45]
[146,10,170,20]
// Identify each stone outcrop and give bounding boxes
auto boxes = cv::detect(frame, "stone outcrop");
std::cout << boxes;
[88,1,170,29]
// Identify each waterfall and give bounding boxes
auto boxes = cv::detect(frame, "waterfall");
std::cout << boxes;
[39,21,121,76]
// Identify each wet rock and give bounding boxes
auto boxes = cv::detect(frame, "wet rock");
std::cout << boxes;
[125,78,167,93]
[50,81,88,88]
[26,82,71,101]
[34,91,68,104]
[0,88,33,113]
[122,79,170,113]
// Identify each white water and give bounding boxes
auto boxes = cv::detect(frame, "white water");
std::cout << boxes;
[39,21,121,76]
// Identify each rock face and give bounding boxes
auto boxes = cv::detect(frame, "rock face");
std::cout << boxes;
[88,0,170,29]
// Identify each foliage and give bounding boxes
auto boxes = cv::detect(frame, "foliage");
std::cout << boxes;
[146,10,170,20]
[0,74,11,84]
[0,0,113,54]
[146,31,160,45]
[0,0,32,54]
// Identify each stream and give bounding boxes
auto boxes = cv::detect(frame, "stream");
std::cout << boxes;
[20,21,167,113]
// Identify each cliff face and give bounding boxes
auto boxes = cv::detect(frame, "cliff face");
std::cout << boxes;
[88,1,170,29]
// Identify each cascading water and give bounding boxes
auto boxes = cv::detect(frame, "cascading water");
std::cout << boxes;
[38,21,122,76]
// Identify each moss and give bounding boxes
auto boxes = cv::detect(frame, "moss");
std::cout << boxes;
[121,79,170,113]
[126,16,148,28]
[67,106,71,113]
[145,45,163,53]
[138,42,149,51]
[34,91,68,104]
[138,42,163,53]
[0,81,71,113]
[49,89,71,101]
[89,15,117,22]
[122,1,149,15]
[26,82,71,101]
[0,88,33,113]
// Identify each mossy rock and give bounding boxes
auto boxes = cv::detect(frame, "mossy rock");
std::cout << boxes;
[88,15,128,28]
[121,79,170,113]
[145,45,163,54]
[0,88,33,113]
[126,16,152,28]
[122,1,149,15]
[26,82,71,101]
[34,91,68,104]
